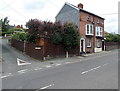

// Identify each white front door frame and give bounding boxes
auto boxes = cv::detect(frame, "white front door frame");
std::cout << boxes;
[80,38,85,52]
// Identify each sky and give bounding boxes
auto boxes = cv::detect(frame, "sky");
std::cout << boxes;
[0,0,119,33]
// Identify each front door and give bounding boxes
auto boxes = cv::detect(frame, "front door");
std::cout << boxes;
[102,41,104,51]
[81,40,84,52]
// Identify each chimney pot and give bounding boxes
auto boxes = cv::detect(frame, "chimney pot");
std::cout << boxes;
[78,3,83,9]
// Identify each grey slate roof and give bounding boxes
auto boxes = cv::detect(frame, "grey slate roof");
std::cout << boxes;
[56,2,105,20]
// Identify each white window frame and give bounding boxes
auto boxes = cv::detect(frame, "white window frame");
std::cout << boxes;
[86,24,93,35]
[87,38,92,47]
[96,26,102,36]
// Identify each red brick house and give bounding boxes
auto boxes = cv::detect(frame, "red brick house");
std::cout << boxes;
[56,2,105,53]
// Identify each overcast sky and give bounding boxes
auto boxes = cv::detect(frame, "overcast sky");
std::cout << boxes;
[0,0,119,33]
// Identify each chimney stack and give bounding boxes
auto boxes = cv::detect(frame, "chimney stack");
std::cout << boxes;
[78,3,83,9]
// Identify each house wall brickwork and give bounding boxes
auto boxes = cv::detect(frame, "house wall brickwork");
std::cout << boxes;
[79,10,104,53]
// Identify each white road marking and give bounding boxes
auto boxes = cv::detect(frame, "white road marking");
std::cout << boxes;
[65,62,71,64]
[18,69,28,73]
[34,68,42,71]
[17,58,31,66]
[81,66,101,74]
[103,63,108,66]
[1,73,12,78]
[55,63,61,66]
[40,84,54,90]
[45,65,52,68]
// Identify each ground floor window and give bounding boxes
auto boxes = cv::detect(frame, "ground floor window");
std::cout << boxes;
[97,39,101,48]
[87,38,92,47]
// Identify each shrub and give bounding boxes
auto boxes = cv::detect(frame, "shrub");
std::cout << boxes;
[7,28,22,34]
[105,33,120,42]
[62,22,80,51]
[11,32,27,41]
[26,33,39,44]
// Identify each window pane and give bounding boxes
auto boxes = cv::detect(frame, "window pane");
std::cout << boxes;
[100,27,102,35]
[97,40,100,47]
[90,25,93,34]
[87,25,89,34]
[87,38,91,47]
[97,27,99,35]
[87,16,90,21]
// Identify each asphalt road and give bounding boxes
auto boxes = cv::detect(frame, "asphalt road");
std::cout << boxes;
[1,38,47,74]
[2,47,118,89]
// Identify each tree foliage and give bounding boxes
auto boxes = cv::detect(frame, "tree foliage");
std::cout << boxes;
[105,33,120,42]
[26,19,54,43]
[26,19,80,51]
[11,32,27,41]
[62,23,80,51]
[7,28,22,34]
[51,22,63,44]
[0,17,10,34]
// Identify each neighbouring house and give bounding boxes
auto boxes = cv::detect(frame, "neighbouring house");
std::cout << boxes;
[56,2,105,53]
[9,24,25,34]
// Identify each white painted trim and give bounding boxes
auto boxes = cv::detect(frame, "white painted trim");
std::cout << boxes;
[40,84,54,90]
[17,58,31,66]
[65,2,79,10]
[86,24,94,35]
[80,38,85,52]
[94,48,102,52]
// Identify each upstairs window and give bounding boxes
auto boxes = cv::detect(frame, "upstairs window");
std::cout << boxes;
[97,20,100,24]
[90,25,93,34]
[87,16,91,21]
[96,26,102,36]
[87,25,89,34]
[86,24,93,35]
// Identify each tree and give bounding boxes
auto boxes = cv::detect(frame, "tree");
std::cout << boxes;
[26,19,42,43]
[7,28,22,34]
[11,32,27,41]
[0,17,10,35]
[62,22,80,58]
[51,22,63,44]
[26,19,55,43]
[105,33,120,42]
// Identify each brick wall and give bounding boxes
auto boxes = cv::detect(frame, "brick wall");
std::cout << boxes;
[11,39,44,60]
[11,39,24,52]
[11,39,79,60]
[25,43,43,60]
[105,42,120,51]
[79,11,104,53]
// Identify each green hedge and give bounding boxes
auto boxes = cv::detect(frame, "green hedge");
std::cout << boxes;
[11,32,27,41]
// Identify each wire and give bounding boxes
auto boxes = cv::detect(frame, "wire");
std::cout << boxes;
[1,0,29,20]
[99,13,118,15]
[0,13,27,24]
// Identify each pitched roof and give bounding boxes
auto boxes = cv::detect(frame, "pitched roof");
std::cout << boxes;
[65,2,105,20]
